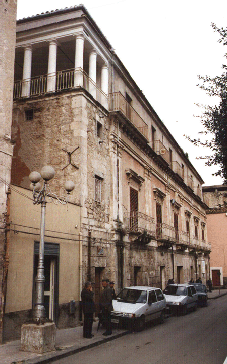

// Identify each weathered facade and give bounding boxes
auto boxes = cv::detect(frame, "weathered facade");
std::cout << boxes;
[202,185,227,287]
[4,5,211,340]
[0,0,17,343]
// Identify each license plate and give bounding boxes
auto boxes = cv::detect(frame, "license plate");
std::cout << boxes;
[111,318,119,323]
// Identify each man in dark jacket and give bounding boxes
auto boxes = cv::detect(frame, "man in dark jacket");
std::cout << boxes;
[81,281,95,338]
[99,279,113,336]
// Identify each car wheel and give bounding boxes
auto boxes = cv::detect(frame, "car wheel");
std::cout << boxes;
[159,310,165,324]
[135,315,145,332]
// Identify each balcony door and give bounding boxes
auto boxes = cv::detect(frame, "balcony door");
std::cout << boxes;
[156,202,162,238]
[130,187,138,231]
[174,213,179,241]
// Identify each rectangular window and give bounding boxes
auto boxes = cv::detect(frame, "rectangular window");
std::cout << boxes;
[182,164,184,179]
[95,176,102,203]
[156,202,162,238]
[152,126,156,150]
[169,149,173,168]
[202,229,205,241]
[25,109,34,120]
[174,213,179,241]
[130,187,138,231]
[186,220,190,235]
[195,225,198,239]
[97,121,102,138]
[126,93,132,120]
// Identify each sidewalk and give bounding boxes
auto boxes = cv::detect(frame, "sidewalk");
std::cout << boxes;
[0,321,128,364]
[207,288,227,299]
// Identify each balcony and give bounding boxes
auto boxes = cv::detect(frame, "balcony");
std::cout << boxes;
[180,231,190,245]
[172,161,184,179]
[109,92,148,139]
[187,175,194,190]
[154,140,170,164]
[156,223,176,243]
[13,68,108,109]
[123,211,155,237]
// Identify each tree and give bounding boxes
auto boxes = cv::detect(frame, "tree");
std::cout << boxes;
[186,24,227,183]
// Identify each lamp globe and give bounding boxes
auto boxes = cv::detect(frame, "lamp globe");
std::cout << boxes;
[65,180,75,193]
[40,166,55,181]
[29,171,41,184]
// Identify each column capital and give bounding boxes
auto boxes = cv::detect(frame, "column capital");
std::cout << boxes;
[24,45,32,51]
[49,39,58,46]
[90,49,97,56]
[75,33,84,41]
[102,63,108,70]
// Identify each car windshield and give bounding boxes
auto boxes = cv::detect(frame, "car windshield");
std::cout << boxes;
[117,289,147,304]
[194,284,206,292]
[163,285,187,296]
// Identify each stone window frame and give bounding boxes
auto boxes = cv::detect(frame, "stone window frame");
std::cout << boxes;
[94,174,103,203]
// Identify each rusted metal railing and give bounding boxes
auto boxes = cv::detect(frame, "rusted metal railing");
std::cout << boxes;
[123,211,155,236]
[109,92,148,139]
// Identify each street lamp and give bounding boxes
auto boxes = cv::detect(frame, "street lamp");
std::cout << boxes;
[29,165,75,323]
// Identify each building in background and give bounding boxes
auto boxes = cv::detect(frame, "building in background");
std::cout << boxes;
[203,185,227,288]
[0,0,17,344]
[3,5,211,340]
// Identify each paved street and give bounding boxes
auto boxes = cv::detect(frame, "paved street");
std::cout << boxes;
[54,295,227,364]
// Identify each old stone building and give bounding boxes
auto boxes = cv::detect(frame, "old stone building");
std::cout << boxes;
[202,185,227,287]
[0,0,17,343]
[4,5,210,339]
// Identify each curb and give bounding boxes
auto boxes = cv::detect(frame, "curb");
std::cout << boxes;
[20,330,129,364]
[208,292,227,300]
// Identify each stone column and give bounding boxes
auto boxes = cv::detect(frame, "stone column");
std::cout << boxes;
[22,46,32,97]
[47,40,57,92]
[74,34,84,87]
[101,64,108,109]
[89,50,97,99]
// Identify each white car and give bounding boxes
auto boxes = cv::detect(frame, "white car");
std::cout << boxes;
[163,284,198,315]
[111,286,166,331]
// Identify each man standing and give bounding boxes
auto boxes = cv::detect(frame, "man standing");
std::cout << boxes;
[100,279,113,336]
[81,281,95,338]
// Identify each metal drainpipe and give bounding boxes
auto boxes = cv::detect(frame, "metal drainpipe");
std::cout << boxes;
[172,245,175,280]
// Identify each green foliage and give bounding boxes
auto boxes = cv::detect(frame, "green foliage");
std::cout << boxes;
[186,24,227,182]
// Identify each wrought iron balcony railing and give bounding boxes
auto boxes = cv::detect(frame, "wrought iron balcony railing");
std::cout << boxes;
[13,68,108,109]
[109,92,148,139]
[123,211,155,237]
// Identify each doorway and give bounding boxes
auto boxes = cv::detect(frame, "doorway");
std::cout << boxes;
[212,269,221,286]
[94,267,105,316]
[134,266,141,286]
[33,242,59,322]
[177,266,183,283]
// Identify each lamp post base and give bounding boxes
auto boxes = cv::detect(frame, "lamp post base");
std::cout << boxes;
[21,322,56,353]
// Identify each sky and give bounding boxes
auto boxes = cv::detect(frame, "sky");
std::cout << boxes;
[16,0,227,186]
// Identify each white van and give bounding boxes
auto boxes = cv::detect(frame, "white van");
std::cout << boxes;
[111,286,166,331]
